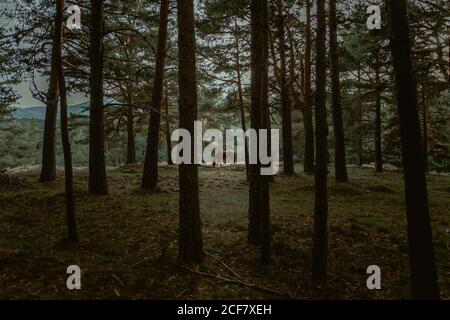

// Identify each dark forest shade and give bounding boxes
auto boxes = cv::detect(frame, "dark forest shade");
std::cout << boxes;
[142,0,170,190]
[176,0,203,264]
[39,18,59,183]
[386,0,440,300]
[329,0,348,182]
[276,0,294,176]
[55,0,78,242]
[303,0,315,175]
[89,0,108,195]
[312,0,329,282]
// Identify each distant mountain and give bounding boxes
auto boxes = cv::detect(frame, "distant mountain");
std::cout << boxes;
[11,102,90,120]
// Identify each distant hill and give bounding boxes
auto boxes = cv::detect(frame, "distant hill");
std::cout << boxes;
[11,102,90,120]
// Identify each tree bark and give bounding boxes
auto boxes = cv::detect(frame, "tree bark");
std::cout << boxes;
[56,0,78,242]
[142,0,170,190]
[303,0,315,175]
[386,0,440,300]
[312,0,329,282]
[89,0,108,195]
[248,0,271,263]
[176,0,203,264]
[329,0,348,182]
[39,18,60,183]
[277,0,294,176]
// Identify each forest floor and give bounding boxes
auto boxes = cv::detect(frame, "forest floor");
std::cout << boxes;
[0,164,449,300]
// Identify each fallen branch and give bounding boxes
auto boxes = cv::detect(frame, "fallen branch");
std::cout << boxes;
[170,259,290,298]
[204,251,243,281]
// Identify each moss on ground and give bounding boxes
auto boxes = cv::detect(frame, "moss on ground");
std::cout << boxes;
[0,165,449,299]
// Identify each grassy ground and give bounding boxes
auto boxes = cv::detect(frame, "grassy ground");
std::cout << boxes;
[0,164,449,300]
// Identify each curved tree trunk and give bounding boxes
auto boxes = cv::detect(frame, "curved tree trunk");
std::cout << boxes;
[329,0,348,182]
[312,0,329,282]
[142,0,170,190]
[176,0,203,264]
[56,0,78,242]
[386,0,440,300]
[89,0,108,195]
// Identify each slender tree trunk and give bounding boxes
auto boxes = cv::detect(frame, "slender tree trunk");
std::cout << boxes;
[386,0,440,300]
[277,0,294,176]
[164,86,173,165]
[374,55,383,173]
[234,24,250,178]
[55,0,77,242]
[420,86,429,173]
[312,0,329,282]
[89,0,108,195]
[142,0,170,190]
[357,65,364,166]
[126,83,136,164]
[260,0,271,264]
[329,0,348,182]
[303,0,315,174]
[39,21,59,182]
[176,0,203,264]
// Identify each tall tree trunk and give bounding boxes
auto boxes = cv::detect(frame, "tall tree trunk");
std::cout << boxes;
[89,0,108,195]
[142,0,170,190]
[386,0,440,300]
[277,0,294,176]
[126,82,136,164]
[374,55,383,173]
[357,65,364,166]
[39,21,59,182]
[164,85,173,165]
[176,0,203,264]
[260,0,271,264]
[56,0,78,242]
[303,0,315,174]
[420,86,429,173]
[312,0,329,282]
[329,0,348,182]
[234,23,250,179]
[248,0,271,263]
